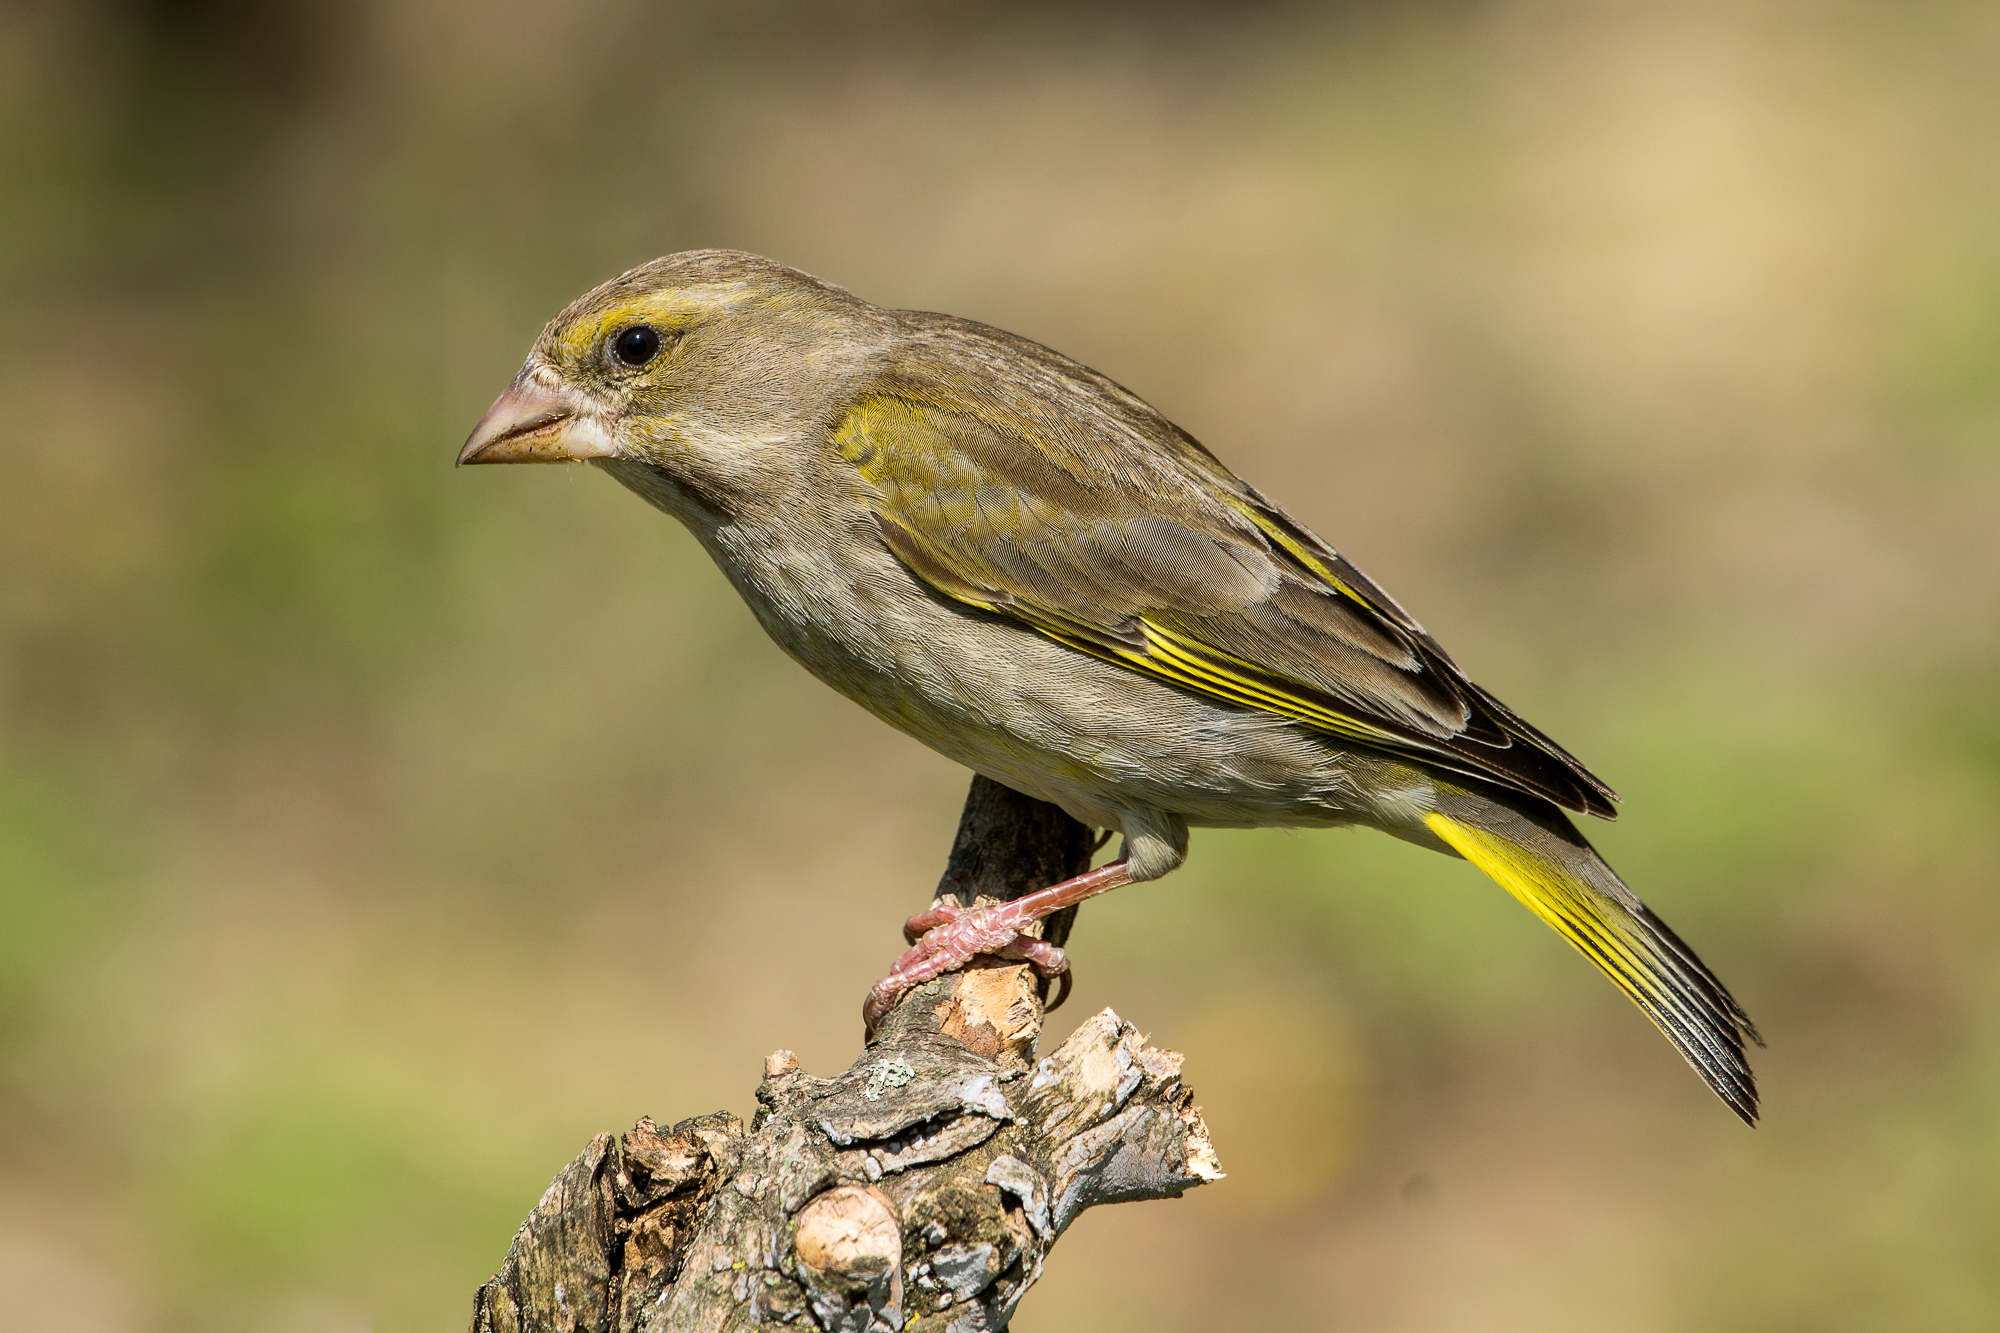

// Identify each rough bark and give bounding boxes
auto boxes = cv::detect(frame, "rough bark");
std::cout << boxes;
[469,777,1220,1332]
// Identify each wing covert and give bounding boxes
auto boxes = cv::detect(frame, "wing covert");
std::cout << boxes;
[832,353,1617,817]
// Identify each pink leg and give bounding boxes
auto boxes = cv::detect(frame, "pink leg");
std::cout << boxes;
[862,859,1134,1032]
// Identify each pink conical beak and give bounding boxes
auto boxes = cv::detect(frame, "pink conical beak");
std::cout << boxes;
[457,368,617,465]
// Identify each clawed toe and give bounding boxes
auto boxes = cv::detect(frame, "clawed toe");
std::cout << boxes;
[865,859,1134,1033]
[902,902,962,944]
[864,900,1071,1033]
[995,933,1067,977]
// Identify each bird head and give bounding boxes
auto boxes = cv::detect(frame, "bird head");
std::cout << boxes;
[458,250,882,515]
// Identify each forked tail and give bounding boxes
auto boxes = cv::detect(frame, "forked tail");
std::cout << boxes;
[1425,783,1762,1124]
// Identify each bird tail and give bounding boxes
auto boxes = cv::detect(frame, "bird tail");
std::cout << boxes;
[1424,783,1762,1125]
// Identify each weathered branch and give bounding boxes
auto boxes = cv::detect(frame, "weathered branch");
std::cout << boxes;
[469,777,1220,1332]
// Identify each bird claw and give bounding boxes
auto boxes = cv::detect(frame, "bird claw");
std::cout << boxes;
[863,858,1133,1034]
[1039,967,1073,1014]
[864,898,1070,1033]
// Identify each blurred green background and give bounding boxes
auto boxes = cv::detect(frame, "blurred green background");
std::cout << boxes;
[3,0,1998,1329]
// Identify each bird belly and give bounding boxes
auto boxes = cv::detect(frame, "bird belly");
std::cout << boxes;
[689,508,1445,876]
[720,531,1400,831]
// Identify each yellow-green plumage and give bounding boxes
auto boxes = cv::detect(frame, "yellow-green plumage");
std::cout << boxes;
[459,249,1761,1123]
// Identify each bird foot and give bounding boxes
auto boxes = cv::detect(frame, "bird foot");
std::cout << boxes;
[861,858,1135,1034]
[862,899,1069,1033]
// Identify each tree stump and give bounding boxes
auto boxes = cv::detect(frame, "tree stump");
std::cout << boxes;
[468,777,1222,1332]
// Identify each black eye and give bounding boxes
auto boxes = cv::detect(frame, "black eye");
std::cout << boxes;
[611,325,664,367]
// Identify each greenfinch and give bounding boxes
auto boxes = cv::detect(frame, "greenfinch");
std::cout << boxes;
[460,251,1759,1123]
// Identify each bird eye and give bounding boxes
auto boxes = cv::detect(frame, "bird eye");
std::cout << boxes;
[611,325,664,367]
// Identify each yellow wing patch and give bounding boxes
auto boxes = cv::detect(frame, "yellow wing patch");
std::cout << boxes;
[878,547,1421,755]
[1105,618,1412,750]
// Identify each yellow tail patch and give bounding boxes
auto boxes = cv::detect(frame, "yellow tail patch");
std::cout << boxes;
[1422,809,1756,1125]
[1424,812,1662,1013]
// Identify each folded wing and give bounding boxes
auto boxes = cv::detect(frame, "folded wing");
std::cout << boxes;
[832,340,1616,818]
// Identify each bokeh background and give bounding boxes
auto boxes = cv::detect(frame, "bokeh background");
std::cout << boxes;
[4,0,1998,1328]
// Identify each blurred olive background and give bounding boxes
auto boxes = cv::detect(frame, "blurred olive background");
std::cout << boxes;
[3,0,1998,1328]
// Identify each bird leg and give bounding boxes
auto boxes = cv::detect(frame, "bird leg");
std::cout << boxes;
[862,858,1135,1033]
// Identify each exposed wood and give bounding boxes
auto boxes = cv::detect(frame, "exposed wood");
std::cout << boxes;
[469,777,1219,1332]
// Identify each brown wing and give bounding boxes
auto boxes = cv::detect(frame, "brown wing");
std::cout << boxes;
[834,319,1617,818]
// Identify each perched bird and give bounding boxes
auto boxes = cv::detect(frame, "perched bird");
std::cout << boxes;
[459,250,1760,1123]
